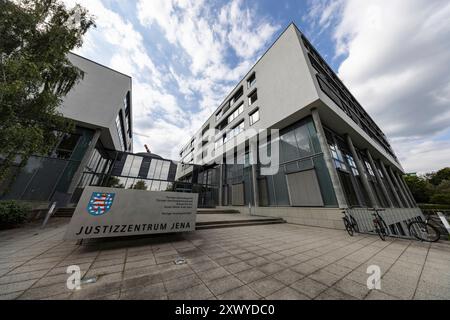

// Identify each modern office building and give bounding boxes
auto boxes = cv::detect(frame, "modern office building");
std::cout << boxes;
[0,53,134,206]
[177,23,421,232]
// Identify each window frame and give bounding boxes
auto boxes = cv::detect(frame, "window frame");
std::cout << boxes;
[249,108,260,126]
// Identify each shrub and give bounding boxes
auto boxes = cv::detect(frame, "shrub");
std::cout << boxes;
[0,201,30,228]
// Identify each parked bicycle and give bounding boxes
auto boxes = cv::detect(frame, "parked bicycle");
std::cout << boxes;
[342,209,359,237]
[408,214,441,243]
[368,208,389,241]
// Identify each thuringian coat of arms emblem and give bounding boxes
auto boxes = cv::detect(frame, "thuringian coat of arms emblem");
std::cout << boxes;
[87,192,115,216]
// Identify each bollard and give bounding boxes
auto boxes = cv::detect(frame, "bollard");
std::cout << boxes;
[41,202,57,229]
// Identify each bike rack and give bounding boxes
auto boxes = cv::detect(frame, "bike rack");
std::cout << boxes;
[344,207,426,240]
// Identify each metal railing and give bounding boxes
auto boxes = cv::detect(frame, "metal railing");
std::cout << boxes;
[345,207,425,240]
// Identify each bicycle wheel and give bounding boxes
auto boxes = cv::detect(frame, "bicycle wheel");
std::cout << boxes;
[343,217,354,236]
[378,216,389,236]
[349,215,359,233]
[408,221,440,243]
[375,224,386,241]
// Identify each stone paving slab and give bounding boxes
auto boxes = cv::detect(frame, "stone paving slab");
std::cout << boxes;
[0,218,449,300]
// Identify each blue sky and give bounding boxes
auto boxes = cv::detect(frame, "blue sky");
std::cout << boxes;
[64,0,450,174]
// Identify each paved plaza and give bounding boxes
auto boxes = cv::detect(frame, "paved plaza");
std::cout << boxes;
[0,218,449,300]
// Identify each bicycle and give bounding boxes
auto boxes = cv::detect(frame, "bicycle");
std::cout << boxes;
[342,209,359,237]
[408,214,441,243]
[368,208,389,241]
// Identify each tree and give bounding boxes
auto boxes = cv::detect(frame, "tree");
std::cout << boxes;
[0,0,95,181]
[133,180,147,190]
[430,180,450,205]
[104,176,124,189]
[426,167,450,187]
[404,175,434,204]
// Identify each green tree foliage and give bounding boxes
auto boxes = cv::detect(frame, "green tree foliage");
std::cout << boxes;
[0,200,30,228]
[104,176,124,189]
[133,180,147,190]
[430,180,450,205]
[405,167,450,205]
[426,167,450,187]
[404,175,433,203]
[0,0,95,180]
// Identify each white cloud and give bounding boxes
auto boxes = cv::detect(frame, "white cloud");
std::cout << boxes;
[307,0,450,173]
[63,0,278,159]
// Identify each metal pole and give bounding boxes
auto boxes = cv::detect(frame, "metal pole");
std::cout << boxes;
[41,202,57,229]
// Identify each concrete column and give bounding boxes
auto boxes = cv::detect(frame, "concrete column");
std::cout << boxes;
[400,175,417,207]
[396,171,415,208]
[366,150,394,208]
[67,129,101,195]
[251,165,259,207]
[388,166,410,208]
[311,108,347,208]
[218,164,224,207]
[346,135,378,208]
[378,160,402,208]
[342,148,365,207]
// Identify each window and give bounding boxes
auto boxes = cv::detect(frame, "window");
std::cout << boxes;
[247,73,256,89]
[249,109,260,126]
[224,121,245,143]
[227,103,244,124]
[248,90,258,105]
[365,161,375,177]
[115,112,126,151]
[215,108,223,121]
[124,92,132,138]
[129,156,143,177]
[230,86,244,106]
[329,143,348,172]
[54,133,81,159]
[346,155,359,176]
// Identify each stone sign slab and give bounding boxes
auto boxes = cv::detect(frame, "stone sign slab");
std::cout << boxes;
[64,187,198,240]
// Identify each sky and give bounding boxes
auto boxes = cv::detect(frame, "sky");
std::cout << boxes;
[62,0,450,174]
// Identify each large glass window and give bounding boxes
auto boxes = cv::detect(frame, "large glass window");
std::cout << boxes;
[159,161,171,180]
[294,125,312,157]
[53,134,81,159]
[329,143,348,172]
[121,155,134,176]
[280,121,314,163]
[129,156,143,177]
[280,130,299,163]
